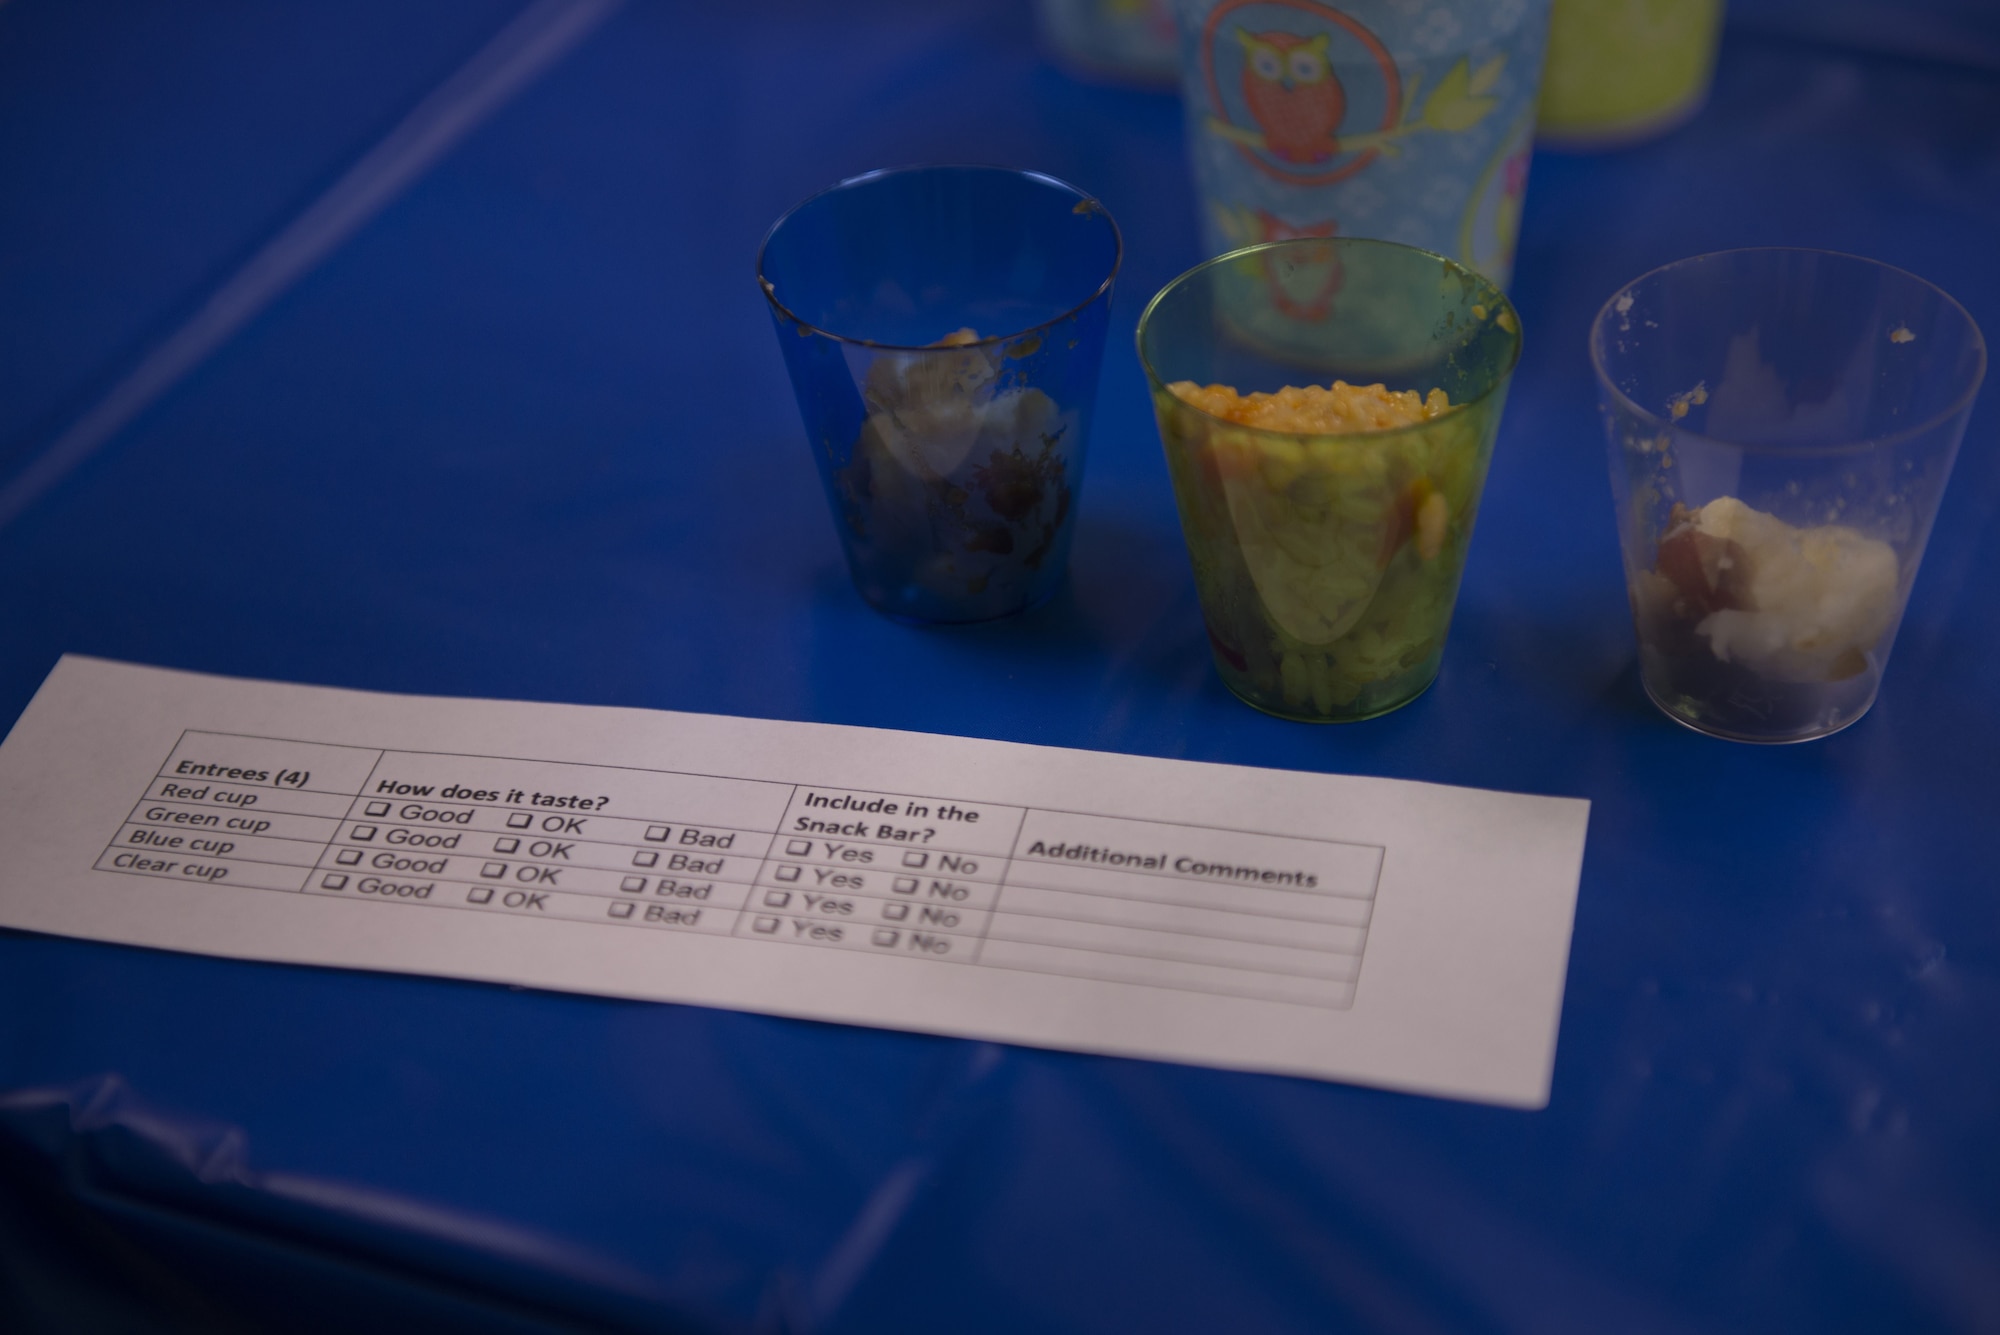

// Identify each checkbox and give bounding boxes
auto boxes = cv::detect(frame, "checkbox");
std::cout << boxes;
[468,886,494,904]
[764,889,791,908]
[645,825,670,842]
[893,876,917,894]
[482,861,507,878]
[495,836,520,853]
[786,838,812,856]
[351,825,377,841]
[872,929,899,948]
[364,800,390,817]
[621,876,646,892]
[321,873,348,890]
[883,902,909,921]
[902,851,927,869]
[752,916,780,934]
[506,812,533,829]
[774,864,801,882]
[633,851,659,867]
[335,848,362,866]
[608,901,635,919]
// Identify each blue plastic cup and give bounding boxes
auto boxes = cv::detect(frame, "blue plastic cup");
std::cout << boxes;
[758,166,1122,623]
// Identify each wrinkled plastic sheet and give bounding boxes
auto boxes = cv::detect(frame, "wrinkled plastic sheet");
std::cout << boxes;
[2,0,1998,1331]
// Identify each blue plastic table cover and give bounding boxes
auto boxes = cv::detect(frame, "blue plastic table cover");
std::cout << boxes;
[2,1,1997,1331]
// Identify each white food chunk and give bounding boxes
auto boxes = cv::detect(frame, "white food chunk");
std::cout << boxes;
[1684,497,1899,682]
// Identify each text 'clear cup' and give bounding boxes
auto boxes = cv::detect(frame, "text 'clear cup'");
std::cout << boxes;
[1139,237,1522,721]
[1593,248,1986,743]
[758,166,1121,624]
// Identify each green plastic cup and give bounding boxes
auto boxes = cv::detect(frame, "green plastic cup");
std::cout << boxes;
[1138,238,1522,722]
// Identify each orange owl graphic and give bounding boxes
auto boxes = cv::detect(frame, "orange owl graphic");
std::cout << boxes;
[1201,3,1504,187]
[1236,29,1346,164]
[1253,208,1343,318]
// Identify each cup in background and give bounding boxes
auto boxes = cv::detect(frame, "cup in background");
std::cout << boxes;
[1593,248,1986,742]
[1139,237,1522,721]
[1037,0,1181,87]
[1172,0,1553,290]
[1537,0,1725,149]
[758,167,1121,624]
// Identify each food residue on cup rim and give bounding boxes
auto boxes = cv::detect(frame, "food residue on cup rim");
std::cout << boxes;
[1667,380,1709,421]
[1613,291,1635,332]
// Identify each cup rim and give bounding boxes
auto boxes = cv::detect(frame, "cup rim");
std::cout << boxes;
[1134,238,1523,441]
[755,164,1124,352]
[1588,246,1989,457]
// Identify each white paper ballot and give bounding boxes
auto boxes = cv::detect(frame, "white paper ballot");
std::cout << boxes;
[0,657,1588,1106]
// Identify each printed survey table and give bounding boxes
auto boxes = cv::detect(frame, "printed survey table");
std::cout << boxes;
[103,730,1382,1009]
[1,658,1588,1105]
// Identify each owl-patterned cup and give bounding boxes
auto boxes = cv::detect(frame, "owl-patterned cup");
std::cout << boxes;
[758,167,1121,624]
[1173,0,1553,294]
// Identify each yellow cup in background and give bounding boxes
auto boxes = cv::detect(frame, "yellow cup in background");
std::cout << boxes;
[1537,0,1725,148]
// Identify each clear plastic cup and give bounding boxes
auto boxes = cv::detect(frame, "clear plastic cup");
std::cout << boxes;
[758,167,1122,624]
[1593,249,1987,742]
[1139,237,1522,721]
